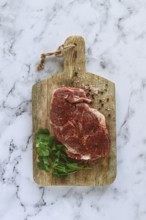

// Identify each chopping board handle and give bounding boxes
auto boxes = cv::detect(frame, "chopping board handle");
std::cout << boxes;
[64,36,86,78]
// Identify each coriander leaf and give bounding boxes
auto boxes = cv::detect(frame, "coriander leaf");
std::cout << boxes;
[44,165,51,173]
[37,145,49,156]
[51,145,57,152]
[48,136,56,146]
[35,128,87,178]
[66,163,81,170]
[42,156,50,165]
[53,158,59,166]
[36,134,51,143]
[53,164,67,174]
[37,161,45,169]
[55,151,61,158]
[37,160,51,173]
[59,153,68,162]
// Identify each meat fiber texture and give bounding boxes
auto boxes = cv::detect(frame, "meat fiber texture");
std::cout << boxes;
[50,87,110,160]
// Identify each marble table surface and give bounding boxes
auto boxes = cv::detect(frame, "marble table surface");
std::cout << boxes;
[0,0,146,219]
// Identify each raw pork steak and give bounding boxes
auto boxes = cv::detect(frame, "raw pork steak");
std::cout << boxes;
[50,87,110,160]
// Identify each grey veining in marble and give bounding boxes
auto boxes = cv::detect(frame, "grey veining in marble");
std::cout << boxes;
[0,0,146,219]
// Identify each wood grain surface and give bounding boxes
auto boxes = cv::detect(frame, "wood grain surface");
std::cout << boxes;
[32,36,116,186]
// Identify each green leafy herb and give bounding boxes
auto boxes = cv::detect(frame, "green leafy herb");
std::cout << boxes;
[35,128,84,178]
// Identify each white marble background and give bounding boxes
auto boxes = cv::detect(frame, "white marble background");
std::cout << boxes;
[0,0,146,219]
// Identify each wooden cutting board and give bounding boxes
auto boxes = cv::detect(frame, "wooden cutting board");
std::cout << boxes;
[32,36,116,186]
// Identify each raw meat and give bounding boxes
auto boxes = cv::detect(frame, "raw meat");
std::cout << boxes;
[50,87,110,160]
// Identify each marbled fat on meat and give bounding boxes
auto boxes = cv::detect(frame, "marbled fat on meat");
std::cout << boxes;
[50,87,110,160]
